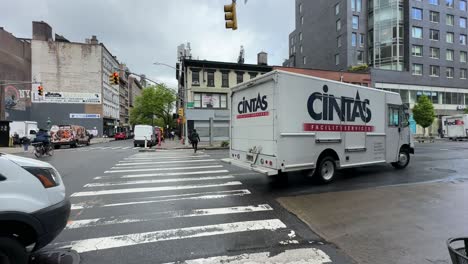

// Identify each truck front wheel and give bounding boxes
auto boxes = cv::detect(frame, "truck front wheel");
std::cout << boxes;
[392,149,410,169]
[315,157,336,184]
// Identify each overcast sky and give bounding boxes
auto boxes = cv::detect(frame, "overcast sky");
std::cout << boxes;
[2,0,294,88]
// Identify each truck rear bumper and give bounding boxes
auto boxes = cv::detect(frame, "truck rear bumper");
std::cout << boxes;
[221,158,278,176]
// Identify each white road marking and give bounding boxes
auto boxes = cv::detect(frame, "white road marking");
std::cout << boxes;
[111,147,121,150]
[57,219,286,253]
[121,146,131,150]
[94,170,229,180]
[440,149,449,151]
[104,165,223,173]
[71,181,242,197]
[116,159,215,166]
[101,147,112,150]
[67,204,273,229]
[132,147,140,149]
[84,176,235,187]
[71,189,251,210]
[163,248,332,264]
[122,155,210,161]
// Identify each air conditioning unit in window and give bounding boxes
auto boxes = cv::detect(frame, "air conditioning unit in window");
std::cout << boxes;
[192,81,200,85]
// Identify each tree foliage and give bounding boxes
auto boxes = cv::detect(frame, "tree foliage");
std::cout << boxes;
[129,84,176,128]
[412,95,435,135]
[348,64,369,72]
[464,108,468,114]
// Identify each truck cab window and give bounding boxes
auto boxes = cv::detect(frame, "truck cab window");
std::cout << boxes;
[388,107,400,127]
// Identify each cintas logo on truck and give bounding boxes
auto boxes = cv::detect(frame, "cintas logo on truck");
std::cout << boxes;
[304,85,374,132]
[236,93,269,119]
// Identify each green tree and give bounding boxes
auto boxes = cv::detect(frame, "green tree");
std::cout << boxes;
[129,84,176,128]
[412,95,435,136]
[464,108,468,114]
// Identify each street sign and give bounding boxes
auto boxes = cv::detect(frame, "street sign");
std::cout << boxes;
[187,102,195,108]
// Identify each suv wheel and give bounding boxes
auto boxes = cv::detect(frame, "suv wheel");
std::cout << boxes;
[0,237,28,264]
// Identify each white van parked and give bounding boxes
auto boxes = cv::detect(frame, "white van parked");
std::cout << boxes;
[133,125,156,147]
[223,70,414,183]
[442,114,468,140]
[0,153,70,263]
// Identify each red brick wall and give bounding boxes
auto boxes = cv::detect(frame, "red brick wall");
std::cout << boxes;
[274,67,371,87]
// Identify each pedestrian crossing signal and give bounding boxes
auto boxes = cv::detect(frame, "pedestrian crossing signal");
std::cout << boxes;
[37,85,44,96]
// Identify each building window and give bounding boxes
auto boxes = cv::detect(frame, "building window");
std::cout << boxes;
[336,19,341,31]
[299,3,302,13]
[303,56,307,65]
[194,93,201,108]
[249,72,258,79]
[412,26,423,38]
[446,32,454,43]
[461,51,467,62]
[221,72,229,87]
[460,17,467,28]
[412,64,423,75]
[236,72,244,84]
[461,0,467,11]
[446,0,454,7]
[446,49,454,61]
[301,16,304,25]
[357,51,364,63]
[300,45,303,53]
[352,33,357,46]
[352,16,359,29]
[447,14,454,26]
[193,93,228,109]
[430,11,440,23]
[337,36,342,47]
[430,65,440,77]
[412,8,423,20]
[207,71,215,87]
[359,34,365,47]
[335,3,340,15]
[291,37,294,45]
[429,0,439,5]
[446,67,454,78]
[412,45,423,56]
[192,70,200,85]
[335,54,340,65]
[430,47,440,59]
[430,29,440,41]
[299,32,303,41]
[461,69,467,79]
[351,0,361,12]
[460,34,467,45]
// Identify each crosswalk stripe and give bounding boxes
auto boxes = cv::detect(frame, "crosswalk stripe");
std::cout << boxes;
[116,159,216,166]
[163,248,332,264]
[66,204,273,229]
[122,155,210,161]
[84,176,235,187]
[71,189,251,210]
[132,147,140,149]
[71,181,242,197]
[104,165,223,174]
[56,219,286,253]
[111,147,121,150]
[94,170,229,180]
[121,146,131,149]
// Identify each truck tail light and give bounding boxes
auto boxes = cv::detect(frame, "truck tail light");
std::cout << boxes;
[269,161,273,166]
[23,167,60,188]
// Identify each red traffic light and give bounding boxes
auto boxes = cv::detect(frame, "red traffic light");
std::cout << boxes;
[113,72,119,77]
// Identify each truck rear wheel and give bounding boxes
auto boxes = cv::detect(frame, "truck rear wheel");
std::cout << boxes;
[392,149,410,169]
[0,237,28,264]
[315,156,336,184]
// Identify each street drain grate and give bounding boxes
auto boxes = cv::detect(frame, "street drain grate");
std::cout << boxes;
[30,249,80,264]
[428,168,457,173]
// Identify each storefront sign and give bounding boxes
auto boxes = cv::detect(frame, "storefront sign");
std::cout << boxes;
[70,113,101,119]
[187,102,195,108]
[33,92,101,104]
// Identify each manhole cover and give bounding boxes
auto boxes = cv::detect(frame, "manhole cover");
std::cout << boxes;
[30,249,80,264]
[428,168,457,173]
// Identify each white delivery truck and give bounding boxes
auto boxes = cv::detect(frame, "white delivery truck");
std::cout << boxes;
[133,125,156,147]
[223,70,414,183]
[9,121,38,140]
[442,114,468,140]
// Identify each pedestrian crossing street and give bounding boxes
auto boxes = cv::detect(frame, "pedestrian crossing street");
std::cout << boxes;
[52,150,333,263]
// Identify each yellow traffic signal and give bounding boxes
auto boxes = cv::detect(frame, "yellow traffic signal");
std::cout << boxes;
[109,74,115,84]
[224,1,237,30]
[113,72,119,85]
[37,85,44,96]
[178,108,184,117]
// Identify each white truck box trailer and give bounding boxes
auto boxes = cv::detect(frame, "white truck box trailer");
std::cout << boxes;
[9,121,38,140]
[223,70,414,183]
[443,114,468,140]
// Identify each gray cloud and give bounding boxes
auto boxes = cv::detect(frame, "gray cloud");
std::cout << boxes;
[1,0,294,87]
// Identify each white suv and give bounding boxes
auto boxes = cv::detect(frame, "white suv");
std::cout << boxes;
[0,153,70,264]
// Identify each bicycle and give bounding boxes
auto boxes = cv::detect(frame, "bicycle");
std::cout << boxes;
[32,142,54,158]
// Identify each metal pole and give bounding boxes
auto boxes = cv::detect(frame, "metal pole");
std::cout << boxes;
[209,117,214,146]
[0,81,4,120]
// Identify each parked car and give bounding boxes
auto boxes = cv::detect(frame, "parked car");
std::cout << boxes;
[50,125,91,148]
[0,153,70,264]
[114,131,127,140]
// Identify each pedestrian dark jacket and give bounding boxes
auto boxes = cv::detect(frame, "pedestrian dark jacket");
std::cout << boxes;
[190,131,200,142]
[34,131,50,143]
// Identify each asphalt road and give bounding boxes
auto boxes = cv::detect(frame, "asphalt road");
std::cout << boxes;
[23,139,468,264]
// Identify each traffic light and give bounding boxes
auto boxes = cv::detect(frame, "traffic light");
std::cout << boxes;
[37,85,44,96]
[178,108,184,117]
[224,1,238,30]
[109,72,119,85]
